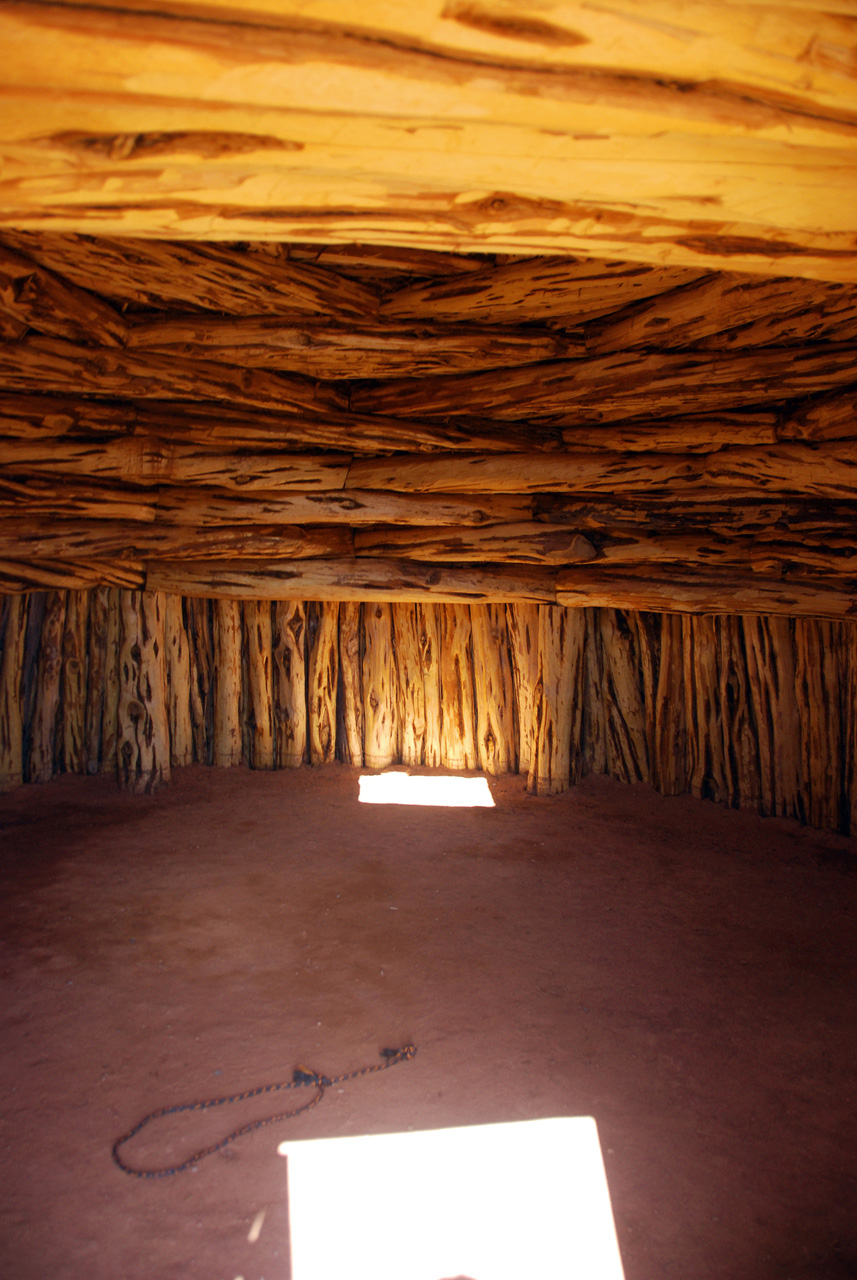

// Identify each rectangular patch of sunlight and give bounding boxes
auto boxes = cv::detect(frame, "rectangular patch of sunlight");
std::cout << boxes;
[358,772,495,808]
[279,1116,625,1280]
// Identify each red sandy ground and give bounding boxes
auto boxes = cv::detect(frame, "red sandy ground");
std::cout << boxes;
[0,764,855,1280]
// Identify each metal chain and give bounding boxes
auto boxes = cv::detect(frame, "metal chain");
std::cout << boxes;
[112,1043,418,1179]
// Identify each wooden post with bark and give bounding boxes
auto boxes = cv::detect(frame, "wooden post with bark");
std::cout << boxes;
[0,594,28,791]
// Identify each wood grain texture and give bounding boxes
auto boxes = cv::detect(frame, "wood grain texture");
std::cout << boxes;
[0,241,127,346]
[84,585,108,774]
[391,603,425,767]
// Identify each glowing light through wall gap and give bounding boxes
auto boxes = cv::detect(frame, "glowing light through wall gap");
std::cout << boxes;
[358,772,495,808]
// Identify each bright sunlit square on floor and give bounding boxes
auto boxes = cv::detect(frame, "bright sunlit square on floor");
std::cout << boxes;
[358,772,495,808]
[280,1116,625,1280]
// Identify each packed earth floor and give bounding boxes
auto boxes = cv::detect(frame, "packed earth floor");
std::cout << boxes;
[1,765,855,1280]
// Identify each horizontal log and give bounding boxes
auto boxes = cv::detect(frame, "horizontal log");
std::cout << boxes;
[0,558,144,593]
[0,232,379,320]
[0,519,353,561]
[346,442,857,499]
[379,258,704,325]
[556,566,857,620]
[780,388,857,443]
[0,392,558,455]
[157,486,533,527]
[282,243,481,279]
[585,273,856,353]
[589,531,857,578]
[0,338,346,414]
[354,523,596,565]
[350,346,857,424]
[0,437,351,491]
[354,524,857,577]
[0,241,128,346]
[126,315,579,378]
[145,558,558,603]
[561,411,778,453]
[532,495,857,536]
[0,475,158,522]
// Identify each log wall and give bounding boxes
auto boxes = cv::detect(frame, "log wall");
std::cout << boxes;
[1,590,854,836]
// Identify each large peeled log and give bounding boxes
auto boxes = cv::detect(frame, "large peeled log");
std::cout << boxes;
[117,590,170,794]
[164,594,194,768]
[338,601,363,766]
[61,588,87,774]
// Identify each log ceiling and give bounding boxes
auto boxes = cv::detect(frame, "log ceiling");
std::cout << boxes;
[0,1,856,617]
[0,231,854,615]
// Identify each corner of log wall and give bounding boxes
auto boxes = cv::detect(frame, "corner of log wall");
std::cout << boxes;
[1,590,856,837]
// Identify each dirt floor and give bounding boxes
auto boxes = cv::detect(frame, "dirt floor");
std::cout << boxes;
[1,764,856,1280]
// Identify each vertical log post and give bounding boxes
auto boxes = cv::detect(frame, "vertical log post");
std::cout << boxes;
[600,608,649,785]
[417,604,442,768]
[100,588,122,775]
[652,613,689,797]
[186,597,212,764]
[795,619,843,831]
[471,603,515,775]
[28,590,67,784]
[393,603,426,766]
[683,615,728,804]
[244,600,275,769]
[308,602,338,765]
[84,586,109,774]
[744,616,801,820]
[164,594,194,768]
[338,602,364,766]
[717,616,761,812]
[273,600,307,768]
[0,594,28,792]
[362,602,397,770]
[117,589,170,794]
[507,603,539,777]
[61,589,88,774]
[213,598,243,768]
[528,605,585,796]
[439,603,477,771]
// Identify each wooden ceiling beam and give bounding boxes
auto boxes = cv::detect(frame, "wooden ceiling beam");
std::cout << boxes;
[144,557,558,603]
[346,443,857,500]
[125,315,580,379]
[0,393,559,454]
[0,519,353,561]
[351,346,857,423]
[556,566,857,620]
[585,275,857,354]
[0,338,346,414]
[0,232,379,320]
